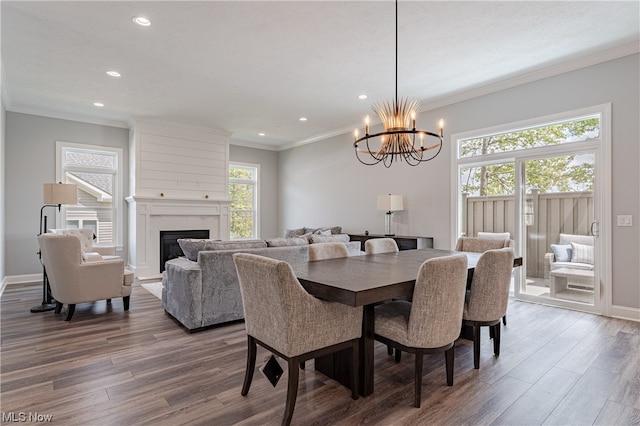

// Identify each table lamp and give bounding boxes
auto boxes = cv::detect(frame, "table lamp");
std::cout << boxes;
[377,194,404,236]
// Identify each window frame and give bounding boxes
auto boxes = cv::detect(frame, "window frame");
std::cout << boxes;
[229,162,260,240]
[56,141,124,249]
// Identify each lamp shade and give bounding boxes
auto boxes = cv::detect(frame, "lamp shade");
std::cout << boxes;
[377,194,404,211]
[43,183,78,205]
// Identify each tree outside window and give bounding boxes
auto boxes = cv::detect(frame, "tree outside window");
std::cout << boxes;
[229,164,259,239]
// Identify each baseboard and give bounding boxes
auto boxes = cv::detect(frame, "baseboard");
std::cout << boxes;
[0,274,41,298]
[611,305,640,322]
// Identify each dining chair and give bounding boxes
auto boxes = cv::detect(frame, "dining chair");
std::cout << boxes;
[309,242,349,261]
[462,247,514,369]
[374,254,468,407]
[455,236,512,326]
[364,237,399,254]
[233,253,362,426]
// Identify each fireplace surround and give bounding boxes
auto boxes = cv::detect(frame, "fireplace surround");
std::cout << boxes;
[159,229,210,273]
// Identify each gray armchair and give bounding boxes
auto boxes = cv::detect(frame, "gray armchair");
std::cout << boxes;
[233,253,362,425]
[37,233,132,321]
[309,242,349,261]
[374,254,468,407]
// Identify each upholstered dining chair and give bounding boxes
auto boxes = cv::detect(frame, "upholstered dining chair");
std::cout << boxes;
[374,254,468,408]
[364,237,399,255]
[37,233,132,321]
[309,242,349,261]
[455,236,512,326]
[233,253,362,426]
[462,247,514,369]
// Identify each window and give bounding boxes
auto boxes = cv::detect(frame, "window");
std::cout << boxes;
[56,142,123,248]
[229,163,259,239]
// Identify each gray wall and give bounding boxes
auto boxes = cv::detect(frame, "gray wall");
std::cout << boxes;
[229,144,279,239]
[279,54,640,310]
[5,112,130,277]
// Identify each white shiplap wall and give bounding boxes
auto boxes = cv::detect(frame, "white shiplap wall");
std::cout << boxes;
[130,120,230,200]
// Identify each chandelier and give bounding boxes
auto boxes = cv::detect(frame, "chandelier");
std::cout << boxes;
[354,0,444,167]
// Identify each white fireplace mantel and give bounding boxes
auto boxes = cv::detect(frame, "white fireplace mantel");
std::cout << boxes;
[126,196,230,279]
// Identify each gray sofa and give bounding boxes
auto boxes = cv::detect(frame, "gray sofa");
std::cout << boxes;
[162,238,361,332]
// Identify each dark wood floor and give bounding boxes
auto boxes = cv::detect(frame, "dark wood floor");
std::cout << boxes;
[1,282,639,425]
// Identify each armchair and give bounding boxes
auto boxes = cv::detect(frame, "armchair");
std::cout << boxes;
[37,233,132,321]
[48,228,117,260]
[544,233,595,279]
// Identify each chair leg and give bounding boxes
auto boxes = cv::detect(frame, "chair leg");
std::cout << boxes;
[283,358,300,426]
[241,336,257,396]
[54,302,63,314]
[445,345,454,386]
[395,348,402,363]
[502,314,507,326]
[414,349,424,408]
[123,296,130,311]
[351,340,359,400]
[299,361,305,370]
[473,325,481,369]
[387,345,393,356]
[106,298,112,305]
[65,304,76,321]
[493,323,501,357]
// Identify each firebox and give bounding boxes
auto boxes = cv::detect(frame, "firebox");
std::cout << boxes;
[159,230,209,272]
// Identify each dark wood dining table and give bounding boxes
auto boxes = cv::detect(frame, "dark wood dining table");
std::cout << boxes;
[290,248,523,397]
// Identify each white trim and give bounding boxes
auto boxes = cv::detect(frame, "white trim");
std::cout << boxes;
[56,141,124,248]
[7,104,129,129]
[611,305,640,322]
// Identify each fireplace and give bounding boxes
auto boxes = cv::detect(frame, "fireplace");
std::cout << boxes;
[160,230,209,272]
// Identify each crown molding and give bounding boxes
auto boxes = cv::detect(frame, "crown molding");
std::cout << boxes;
[229,138,280,151]
[6,104,130,129]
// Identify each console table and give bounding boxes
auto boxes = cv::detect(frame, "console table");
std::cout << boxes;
[348,234,433,251]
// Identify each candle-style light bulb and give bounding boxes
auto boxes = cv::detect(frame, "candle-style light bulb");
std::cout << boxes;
[411,111,416,129]
[354,128,359,141]
[365,115,370,135]
[420,132,424,148]
[439,119,444,137]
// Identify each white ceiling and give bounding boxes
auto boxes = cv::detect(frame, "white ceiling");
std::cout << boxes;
[2,1,639,150]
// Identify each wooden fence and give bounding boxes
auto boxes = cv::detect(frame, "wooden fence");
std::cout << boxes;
[462,190,594,278]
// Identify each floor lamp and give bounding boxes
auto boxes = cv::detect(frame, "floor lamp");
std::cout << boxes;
[31,183,78,313]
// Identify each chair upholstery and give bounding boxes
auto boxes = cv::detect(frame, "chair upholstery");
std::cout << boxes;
[309,242,349,261]
[374,254,468,407]
[37,233,131,321]
[477,231,511,240]
[455,236,511,252]
[49,228,117,259]
[233,253,362,425]
[365,238,399,254]
[462,247,514,369]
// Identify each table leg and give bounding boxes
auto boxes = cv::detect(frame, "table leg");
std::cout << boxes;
[360,304,375,397]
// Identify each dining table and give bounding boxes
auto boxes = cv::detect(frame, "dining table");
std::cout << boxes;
[290,247,523,397]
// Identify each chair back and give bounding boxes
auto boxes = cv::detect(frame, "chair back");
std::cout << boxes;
[465,247,514,322]
[48,228,94,252]
[407,254,468,348]
[37,233,126,304]
[233,253,321,356]
[365,238,399,254]
[309,242,349,261]
[455,237,510,252]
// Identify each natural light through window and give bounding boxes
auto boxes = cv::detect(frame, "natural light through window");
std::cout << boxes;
[229,163,259,240]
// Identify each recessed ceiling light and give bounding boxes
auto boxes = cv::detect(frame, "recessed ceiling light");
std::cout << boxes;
[358,94,368,100]
[299,117,307,122]
[132,16,151,26]
[106,70,121,77]
[93,102,104,107]
[258,132,266,136]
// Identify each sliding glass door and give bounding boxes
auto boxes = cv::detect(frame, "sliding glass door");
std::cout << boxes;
[453,106,609,314]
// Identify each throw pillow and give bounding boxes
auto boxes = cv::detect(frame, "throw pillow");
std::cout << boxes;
[178,239,208,261]
[550,244,572,262]
[265,237,309,247]
[284,227,306,238]
[204,240,267,251]
[571,242,594,265]
[310,234,350,244]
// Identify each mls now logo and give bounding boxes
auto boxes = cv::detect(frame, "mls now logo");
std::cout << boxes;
[2,412,53,422]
